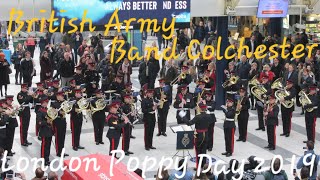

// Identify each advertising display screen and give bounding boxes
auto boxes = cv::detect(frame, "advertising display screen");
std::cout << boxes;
[52,0,190,27]
[257,0,289,18]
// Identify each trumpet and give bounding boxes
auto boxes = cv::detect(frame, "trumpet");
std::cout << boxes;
[170,73,187,86]
[6,103,25,116]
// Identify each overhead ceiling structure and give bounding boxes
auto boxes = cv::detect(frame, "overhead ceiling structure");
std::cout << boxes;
[0,0,319,20]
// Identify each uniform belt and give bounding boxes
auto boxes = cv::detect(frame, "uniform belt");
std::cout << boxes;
[36,103,41,105]
[314,107,318,109]
[225,118,234,121]
[178,108,189,110]
[241,79,248,81]
[149,111,155,114]
[196,129,207,133]
[109,127,116,129]
[0,126,5,129]
[226,91,237,94]
[22,105,29,107]
[206,112,215,114]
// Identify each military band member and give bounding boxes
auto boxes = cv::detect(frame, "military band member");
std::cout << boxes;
[120,94,134,155]
[222,98,236,157]
[110,74,125,96]
[184,103,214,170]
[141,89,157,150]
[177,66,192,86]
[155,78,171,136]
[91,89,106,145]
[106,102,129,157]
[264,95,279,150]
[303,86,318,143]
[121,83,137,139]
[255,75,271,131]
[193,80,206,114]
[173,85,195,124]
[49,80,60,101]
[203,70,215,90]
[204,91,216,151]
[73,65,85,86]
[3,96,18,156]
[70,89,85,151]
[85,61,100,97]
[51,91,69,157]
[224,71,239,100]
[34,82,47,140]
[37,97,53,166]
[17,83,33,146]
[0,99,7,149]
[236,87,250,142]
[67,79,76,99]
[279,79,296,137]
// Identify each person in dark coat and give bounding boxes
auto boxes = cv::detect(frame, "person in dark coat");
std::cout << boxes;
[20,51,35,87]
[0,53,10,96]
[58,52,75,86]
[138,55,160,89]
[193,20,205,53]
[11,43,25,85]
[40,51,53,82]
[72,31,83,64]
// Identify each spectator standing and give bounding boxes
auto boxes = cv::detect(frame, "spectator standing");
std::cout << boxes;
[297,141,320,180]
[26,35,36,58]
[40,51,53,82]
[263,158,288,180]
[118,58,132,84]
[72,31,83,64]
[50,32,63,45]
[11,43,25,85]
[20,51,35,87]
[193,20,206,53]
[59,52,75,86]
[0,53,10,96]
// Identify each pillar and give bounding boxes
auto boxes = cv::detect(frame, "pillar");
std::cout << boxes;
[269,18,282,37]
[215,16,229,109]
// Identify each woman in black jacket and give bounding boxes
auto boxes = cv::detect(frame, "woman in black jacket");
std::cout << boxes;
[0,53,10,96]
[58,52,75,86]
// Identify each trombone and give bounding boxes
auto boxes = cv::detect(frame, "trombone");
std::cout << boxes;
[170,73,187,86]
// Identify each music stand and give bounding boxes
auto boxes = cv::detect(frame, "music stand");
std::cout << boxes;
[170,125,194,159]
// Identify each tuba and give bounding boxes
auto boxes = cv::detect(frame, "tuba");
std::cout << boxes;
[222,75,239,88]
[298,91,314,112]
[272,78,294,108]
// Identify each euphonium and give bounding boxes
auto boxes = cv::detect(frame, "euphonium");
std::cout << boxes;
[272,78,294,108]
[298,91,313,112]
[251,85,267,102]
[248,75,260,86]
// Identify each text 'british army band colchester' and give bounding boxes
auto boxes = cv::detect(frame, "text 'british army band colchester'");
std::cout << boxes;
[0,44,318,170]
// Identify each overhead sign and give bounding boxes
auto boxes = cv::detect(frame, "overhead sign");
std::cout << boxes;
[257,0,289,18]
[52,0,190,27]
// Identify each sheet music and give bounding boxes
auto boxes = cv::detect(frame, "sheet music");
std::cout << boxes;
[170,125,193,133]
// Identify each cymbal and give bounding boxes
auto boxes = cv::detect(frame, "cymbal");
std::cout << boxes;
[105,90,116,94]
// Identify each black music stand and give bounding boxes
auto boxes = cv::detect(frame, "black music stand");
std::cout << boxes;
[170,125,194,159]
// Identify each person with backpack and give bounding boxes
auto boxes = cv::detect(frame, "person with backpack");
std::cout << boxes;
[297,141,320,180]
[263,157,288,180]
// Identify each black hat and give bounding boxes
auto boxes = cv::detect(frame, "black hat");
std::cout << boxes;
[95,89,102,94]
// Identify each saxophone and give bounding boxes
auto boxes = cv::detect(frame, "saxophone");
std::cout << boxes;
[235,96,244,121]
[159,88,167,109]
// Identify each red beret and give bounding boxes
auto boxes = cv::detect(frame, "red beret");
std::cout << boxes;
[269,95,276,100]
[36,82,44,86]
[69,79,75,83]
[147,89,154,93]
[158,78,165,83]
[227,98,234,103]
[21,83,28,89]
[182,66,189,70]
[286,79,293,84]
[95,89,102,94]
[40,97,49,103]
[309,86,317,91]
[123,94,131,99]
[179,85,188,90]
[5,95,14,101]
[56,91,64,96]
[52,80,60,84]
[125,82,132,87]
[198,103,207,109]
[239,87,246,92]
[74,89,82,93]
